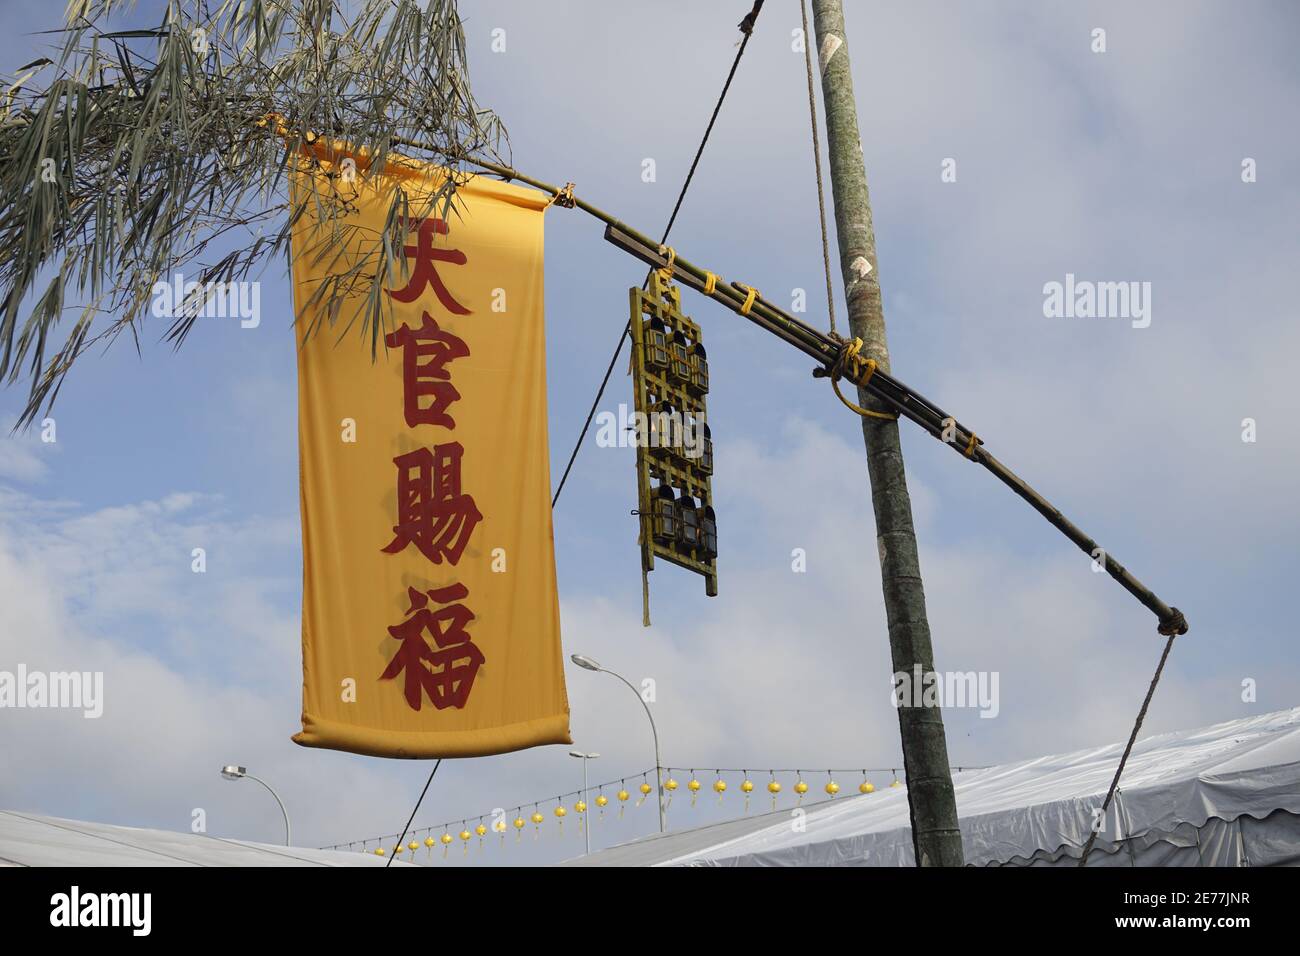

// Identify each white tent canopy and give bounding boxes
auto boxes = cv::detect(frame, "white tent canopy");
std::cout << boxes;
[0,810,412,867]
[566,707,1300,867]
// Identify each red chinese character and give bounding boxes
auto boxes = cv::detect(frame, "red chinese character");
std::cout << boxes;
[380,584,484,710]
[385,311,470,429]
[382,443,482,565]
[387,216,471,315]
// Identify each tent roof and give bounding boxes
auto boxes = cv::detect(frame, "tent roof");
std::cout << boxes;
[565,707,1300,867]
[0,810,412,867]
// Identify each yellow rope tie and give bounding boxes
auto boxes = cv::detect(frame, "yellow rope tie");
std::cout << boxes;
[963,431,981,458]
[738,284,759,316]
[545,182,577,209]
[831,337,900,421]
[657,245,677,282]
[703,272,718,296]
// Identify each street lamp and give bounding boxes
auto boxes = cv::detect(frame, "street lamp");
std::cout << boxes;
[569,654,666,833]
[220,765,291,846]
[569,750,600,855]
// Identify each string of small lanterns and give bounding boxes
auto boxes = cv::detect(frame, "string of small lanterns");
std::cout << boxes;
[324,765,986,858]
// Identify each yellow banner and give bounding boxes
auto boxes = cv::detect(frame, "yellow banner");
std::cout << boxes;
[289,149,571,758]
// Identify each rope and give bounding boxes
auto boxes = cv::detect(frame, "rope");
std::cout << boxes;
[1077,632,1178,866]
[385,758,442,868]
[544,182,576,209]
[549,1,766,507]
[799,0,837,335]
[657,245,677,282]
[825,336,900,421]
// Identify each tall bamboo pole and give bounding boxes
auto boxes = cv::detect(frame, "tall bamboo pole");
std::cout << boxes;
[810,0,964,866]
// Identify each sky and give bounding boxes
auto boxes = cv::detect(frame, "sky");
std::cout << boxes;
[0,0,1297,865]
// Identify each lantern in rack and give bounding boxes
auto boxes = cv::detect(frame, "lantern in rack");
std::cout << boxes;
[644,317,671,375]
[699,505,718,561]
[649,400,678,460]
[696,423,714,477]
[676,494,700,556]
[668,330,693,388]
[650,483,678,548]
[689,341,709,396]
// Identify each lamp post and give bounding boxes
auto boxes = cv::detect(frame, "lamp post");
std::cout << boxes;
[569,750,600,855]
[220,765,291,846]
[570,654,665,833]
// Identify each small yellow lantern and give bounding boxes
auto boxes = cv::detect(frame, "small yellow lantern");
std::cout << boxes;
[440,831,454,857]
[687,777,702,806]
[374,847,385,857]
[860,781,875,794]
[513,816,526,841]
[424,836,437,858]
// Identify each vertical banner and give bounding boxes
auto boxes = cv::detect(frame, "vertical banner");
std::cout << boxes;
[290,148,571,758]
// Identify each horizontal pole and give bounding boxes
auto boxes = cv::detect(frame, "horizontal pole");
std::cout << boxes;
[461,156,1187,637]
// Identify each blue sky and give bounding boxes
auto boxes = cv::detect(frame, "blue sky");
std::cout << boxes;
[1,0,1297,864]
